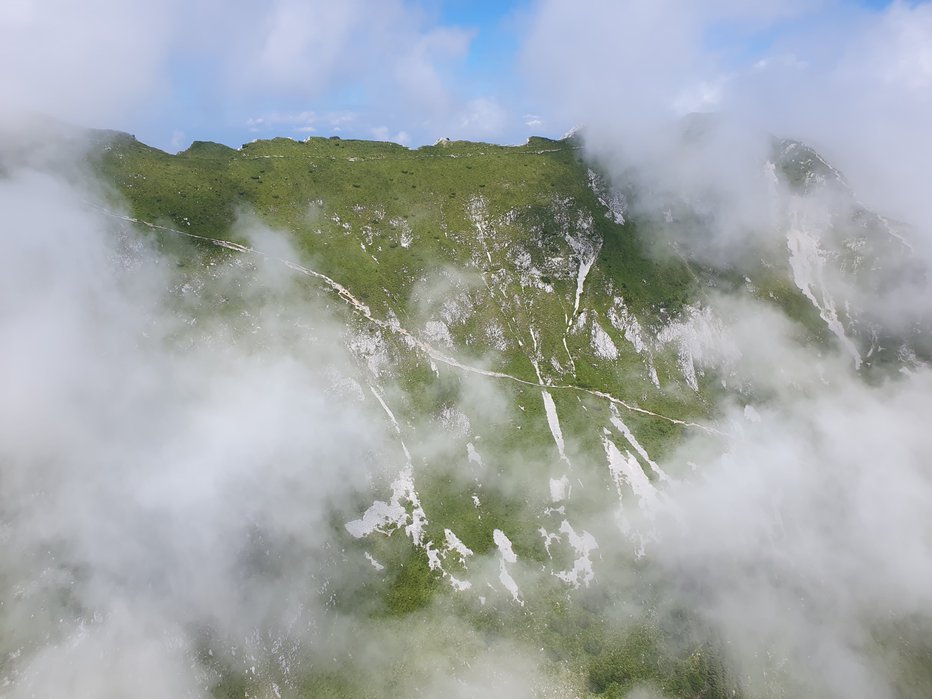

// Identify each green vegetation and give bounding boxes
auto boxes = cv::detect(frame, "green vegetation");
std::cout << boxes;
[82,130,873,697]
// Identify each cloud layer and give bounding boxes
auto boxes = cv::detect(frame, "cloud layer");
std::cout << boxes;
[522,0,932,251]
[0,0,521,150]
[0,168,398,694]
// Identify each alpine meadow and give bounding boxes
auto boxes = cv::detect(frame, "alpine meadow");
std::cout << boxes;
[2,2,932,698]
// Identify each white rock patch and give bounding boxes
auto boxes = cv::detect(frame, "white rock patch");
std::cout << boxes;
[786,211,862,368]
[591,320,619,360]
[493,529,523,604]
[542,390,571,466]
[554,520,598,588]
[424,319,454,348]
[549,475,571,502]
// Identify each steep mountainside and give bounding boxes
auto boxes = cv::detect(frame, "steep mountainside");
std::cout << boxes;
[2,127,927,697]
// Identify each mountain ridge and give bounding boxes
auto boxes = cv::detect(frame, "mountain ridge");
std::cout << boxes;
[1,123,929,697]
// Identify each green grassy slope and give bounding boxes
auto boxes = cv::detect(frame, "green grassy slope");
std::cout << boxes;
[82,131,889,697]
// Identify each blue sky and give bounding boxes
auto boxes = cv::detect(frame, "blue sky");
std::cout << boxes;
[167,0,546,151]
[156,0,903,151]
[1,0,919,153]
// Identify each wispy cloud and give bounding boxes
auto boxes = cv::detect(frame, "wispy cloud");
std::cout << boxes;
[245,110,358,134]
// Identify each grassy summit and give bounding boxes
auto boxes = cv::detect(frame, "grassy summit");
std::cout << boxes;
[93,132,719,435]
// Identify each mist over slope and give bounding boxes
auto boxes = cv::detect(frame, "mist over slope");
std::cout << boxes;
[0,115,930,698]
[2,2,932,696]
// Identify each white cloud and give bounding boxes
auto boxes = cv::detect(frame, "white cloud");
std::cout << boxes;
[524,114,544,129]
[521,0,932,253]
[0,168,399,695]
[242,1,364,94]
[0,0,178,126]
[391,25,475,115]
[246,110,358,134]
[371,126,410,145]
[456,97,508,138]
[648,346,932,695]
[672,77,727,114]
[0,0,515,146]
[518,5,932,691]
[717,2,932,252]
